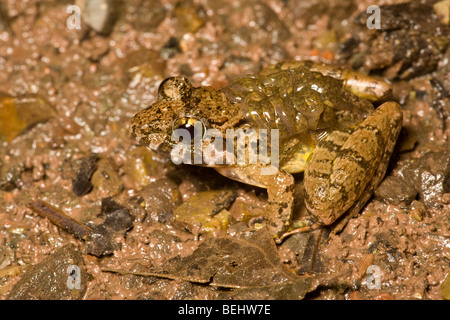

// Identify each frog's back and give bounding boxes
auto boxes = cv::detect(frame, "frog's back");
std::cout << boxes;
[220,65,374,143]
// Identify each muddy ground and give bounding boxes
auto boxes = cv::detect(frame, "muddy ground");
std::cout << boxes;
[0,0,449,300]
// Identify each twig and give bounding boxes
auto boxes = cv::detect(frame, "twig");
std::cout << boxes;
[27,200,92,240]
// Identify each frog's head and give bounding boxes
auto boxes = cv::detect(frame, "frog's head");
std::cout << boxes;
[130,76,243,160]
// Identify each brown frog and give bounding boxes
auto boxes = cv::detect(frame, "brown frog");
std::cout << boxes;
[130,61,403,242]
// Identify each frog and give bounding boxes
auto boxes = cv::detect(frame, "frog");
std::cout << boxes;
[130,60,403,243]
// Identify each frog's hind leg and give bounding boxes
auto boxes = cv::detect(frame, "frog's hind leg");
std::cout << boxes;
[215,164,295,241]
[330,102,403,233]
[274,220,322,244]
[304,101,403,230]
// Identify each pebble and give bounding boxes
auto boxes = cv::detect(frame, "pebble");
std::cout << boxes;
[129,0,166,31]
[91,157,123,197]
[86,224,118,257]
[433,0,450,25]
[442,273,450,300]
[374,175,417,205]
[71,154,98,197]
[123,146,166,188]
[409,200,427,222]
[173,190,237,236]
[100,197,133,233]
[76,0,118,35]
[174,0,205,34]
[138,178,182,224]
[160,37,182,59]
[251,2,290,42]
[0,162,24,191]
[397,151,450,208]
[0,2,11,32]
[0,93,56,143]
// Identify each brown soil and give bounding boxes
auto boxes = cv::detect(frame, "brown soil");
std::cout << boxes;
[0,0,449,300]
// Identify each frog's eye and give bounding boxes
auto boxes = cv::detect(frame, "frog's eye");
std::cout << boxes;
[158,76,192,101]
[172,118,206,142]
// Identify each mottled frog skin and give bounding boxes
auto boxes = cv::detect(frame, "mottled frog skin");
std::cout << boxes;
[130,61,403,242]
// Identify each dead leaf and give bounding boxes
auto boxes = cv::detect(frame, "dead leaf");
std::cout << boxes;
[103,229,313,298]
[218,277,312,300]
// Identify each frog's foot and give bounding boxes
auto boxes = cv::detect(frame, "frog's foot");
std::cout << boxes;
[264,170,298,241]
[274,219,321,244]
[215,164,296,241]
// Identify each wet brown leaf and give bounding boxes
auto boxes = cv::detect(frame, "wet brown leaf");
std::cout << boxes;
[8,244,87,300]
[217,277,312,300]
[104,229,312,299]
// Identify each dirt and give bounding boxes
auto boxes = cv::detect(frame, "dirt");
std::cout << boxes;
[0,0,449,300]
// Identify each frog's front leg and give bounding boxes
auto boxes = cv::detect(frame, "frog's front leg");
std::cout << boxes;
[215,164,295,240]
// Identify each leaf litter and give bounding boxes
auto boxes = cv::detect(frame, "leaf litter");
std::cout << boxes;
[104,229,312,299]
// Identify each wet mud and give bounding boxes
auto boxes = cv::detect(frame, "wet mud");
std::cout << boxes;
[0,0,449,300]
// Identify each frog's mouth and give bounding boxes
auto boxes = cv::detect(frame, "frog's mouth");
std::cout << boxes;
[150,137,175,157]
[145,126,205,164]
[140,132,174,157]
[152,119,231,167]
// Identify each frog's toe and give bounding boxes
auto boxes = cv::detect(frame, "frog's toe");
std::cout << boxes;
[273,219,319,244]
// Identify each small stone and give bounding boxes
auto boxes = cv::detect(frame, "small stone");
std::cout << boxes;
[91,158,123,197]
[0,93,56,143]
[0,2,11,32]
[279,232,311,265]
[173,190,237,235]
[160,37,181,59]
[71,154,98,197]
[174,0,205,34]
[251,2,290,42]
[100,197,134,233]
[409,200,427,222]
[375,175,417,205]
[398,151,450,208]
[434,0,450,25]
[441,273,450,300]
[138,178,183,224]
[76,0,119,35]
[123,146,165,188]
[129,0,166,31]
[86,225,118,257]
[0,163,24,191]
[8,244,87,300]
